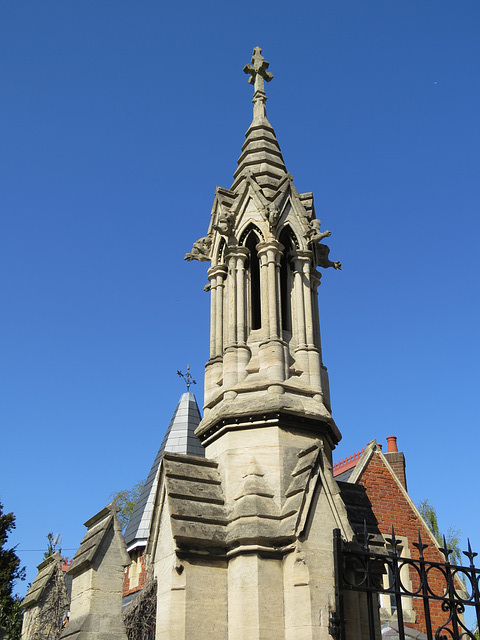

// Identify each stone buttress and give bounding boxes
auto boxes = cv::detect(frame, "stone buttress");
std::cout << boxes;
[60,503,131,640]
[145,47,381,639]
[21,552,69,640]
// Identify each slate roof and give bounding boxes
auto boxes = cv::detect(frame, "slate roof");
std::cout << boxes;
[124,392,204,549]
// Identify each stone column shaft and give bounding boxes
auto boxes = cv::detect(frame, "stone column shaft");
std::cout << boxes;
[209,278,217,359]
[208,265,227,359]
[293,259,307,348]
[215,269,227,356]
[228,254,238,346]
[258,250,270,337]
[235,252,248,345]
[268,250,279,339]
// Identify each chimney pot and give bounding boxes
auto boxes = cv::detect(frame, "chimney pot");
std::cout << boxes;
[387,436,398,453]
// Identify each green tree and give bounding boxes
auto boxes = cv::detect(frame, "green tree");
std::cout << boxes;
[418,499,462,565]
[43,532,61,559]
[0,502,25,640]
[111,480,145,531]
[3,596,23,640]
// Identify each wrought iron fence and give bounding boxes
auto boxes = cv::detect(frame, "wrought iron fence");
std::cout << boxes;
[332,525,480,640]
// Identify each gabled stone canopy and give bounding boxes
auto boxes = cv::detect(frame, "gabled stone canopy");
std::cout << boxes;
[147,452,227,558]
[148,442,379,560]
[61,503,130,640]
[22,552,64,610]
[148,436,381,638]
[124,391,204,551]
[67,503,130,576]
[21,553,69,640]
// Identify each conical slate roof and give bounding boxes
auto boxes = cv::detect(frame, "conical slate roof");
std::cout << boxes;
[124,392,204,549]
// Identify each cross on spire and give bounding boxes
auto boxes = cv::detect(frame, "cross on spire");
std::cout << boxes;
[243,47,274,95]
[243,47,273,121]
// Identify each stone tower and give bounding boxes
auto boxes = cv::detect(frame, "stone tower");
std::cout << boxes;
[145,47,377,640]
[188,45,342,519]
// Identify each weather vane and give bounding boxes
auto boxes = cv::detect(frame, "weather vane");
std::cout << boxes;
[177,364,196,391]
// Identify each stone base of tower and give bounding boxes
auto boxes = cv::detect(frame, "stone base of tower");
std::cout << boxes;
[146,440,381,639]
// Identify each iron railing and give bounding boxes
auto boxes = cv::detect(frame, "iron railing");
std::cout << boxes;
[332,525,480,640]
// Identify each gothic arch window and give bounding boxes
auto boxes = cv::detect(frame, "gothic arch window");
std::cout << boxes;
[243,226,262,331]
[217,238,226,264]
[279,227,296,334]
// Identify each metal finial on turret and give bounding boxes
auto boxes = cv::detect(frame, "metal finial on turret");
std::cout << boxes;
[243,47,273,121]
[177,364,196,391]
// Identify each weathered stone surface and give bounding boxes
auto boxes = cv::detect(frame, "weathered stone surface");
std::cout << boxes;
[21,553,69,640]
[165,477,224,504]
[145,46,376,640]
[22,553,63,610]
[167,498,227,523]
[60,503,130,640]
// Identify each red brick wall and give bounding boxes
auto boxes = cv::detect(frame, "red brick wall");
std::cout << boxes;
[357,451,454,635]
[123,552,147,597]
[384,451,407,491]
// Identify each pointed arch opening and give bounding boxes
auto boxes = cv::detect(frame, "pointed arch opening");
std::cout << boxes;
[279,227,296,334]
[243,226,262,331]
[217,238,226,264]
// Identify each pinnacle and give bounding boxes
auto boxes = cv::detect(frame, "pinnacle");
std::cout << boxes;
[233,47,288,199]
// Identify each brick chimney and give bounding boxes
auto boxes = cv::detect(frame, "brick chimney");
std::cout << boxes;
[384,436,407,491]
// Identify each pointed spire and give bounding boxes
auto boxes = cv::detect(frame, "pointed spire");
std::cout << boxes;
[124,391,204,549]
[233,47,287,198]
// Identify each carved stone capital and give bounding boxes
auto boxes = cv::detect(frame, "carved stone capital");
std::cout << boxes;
[225,246,250,260]
[207,264,228,281]
[256,239,284,260]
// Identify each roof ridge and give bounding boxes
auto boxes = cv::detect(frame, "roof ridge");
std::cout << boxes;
[332,448,365,477]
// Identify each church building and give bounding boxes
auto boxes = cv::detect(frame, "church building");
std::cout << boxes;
[24,47,388,640]
[127,46,378,639]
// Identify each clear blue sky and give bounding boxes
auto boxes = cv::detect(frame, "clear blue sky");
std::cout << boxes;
[1,1,479,596]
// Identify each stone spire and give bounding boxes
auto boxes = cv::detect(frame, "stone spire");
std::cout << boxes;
[185,45,341,460]
[233,47,287,199]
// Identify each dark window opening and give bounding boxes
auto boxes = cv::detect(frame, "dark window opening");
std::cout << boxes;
[246,232,261,330]
[279,228,294,333]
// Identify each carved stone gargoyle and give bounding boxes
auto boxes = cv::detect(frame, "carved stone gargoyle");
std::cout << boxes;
[316,244,341,270]
[306,219,331,244]
[184,235,212,262]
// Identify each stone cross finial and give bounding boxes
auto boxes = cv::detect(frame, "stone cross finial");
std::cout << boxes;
[243,47,274,95]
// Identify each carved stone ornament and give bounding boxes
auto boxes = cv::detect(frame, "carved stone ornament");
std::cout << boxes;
[212,208,236,239]
[184,235,212,262]
[316,243,341,270]
[265,203,281,231]
[306,218,331,244]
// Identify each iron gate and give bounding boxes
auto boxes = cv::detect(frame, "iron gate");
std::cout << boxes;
[332,525,480,640]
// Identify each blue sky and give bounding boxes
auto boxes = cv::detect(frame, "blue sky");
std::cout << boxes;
[1,1,479,596]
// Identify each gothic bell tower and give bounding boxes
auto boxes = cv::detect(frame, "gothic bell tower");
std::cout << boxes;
[187,47,341,469]
[145,48,375,640]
